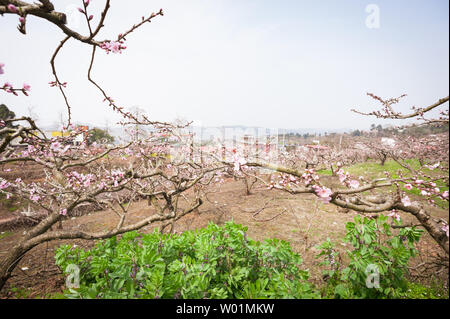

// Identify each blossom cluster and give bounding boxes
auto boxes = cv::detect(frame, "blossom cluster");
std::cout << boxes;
[0,63,31,96]
[300,168,319,186]
[388,210,401,222]
[1,63,31,96]
[49,81,67,88]
[336,165,360,189]
[100,41,127,54]
[66,171,97,190]
[404,178,449,204]
[442,223,449,238]
[312,185,333,204]
[233,155,247,172]
[267,173,300,190]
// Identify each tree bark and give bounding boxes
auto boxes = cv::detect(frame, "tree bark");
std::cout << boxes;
[380,153,387,166]
[0,243,30,291]
[0,199,202,292]
[331,195,449,255]
[394,203,449,254]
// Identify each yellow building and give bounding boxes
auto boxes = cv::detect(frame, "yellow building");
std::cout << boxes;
[51,131,71,137]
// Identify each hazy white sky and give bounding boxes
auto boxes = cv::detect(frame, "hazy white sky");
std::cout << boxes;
[1,0,449,130]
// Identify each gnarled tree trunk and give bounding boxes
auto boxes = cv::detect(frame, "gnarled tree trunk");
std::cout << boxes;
[0,244,30,291]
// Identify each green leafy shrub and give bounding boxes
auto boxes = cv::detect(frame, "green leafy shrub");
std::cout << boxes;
[55,221,319,299]
[317,214,424,299]
[392,281,448,299]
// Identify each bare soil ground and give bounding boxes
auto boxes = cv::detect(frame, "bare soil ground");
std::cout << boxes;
[0,174,448,298]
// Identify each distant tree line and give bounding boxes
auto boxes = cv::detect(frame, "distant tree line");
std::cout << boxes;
[369,123,448,137]
[0,104,15,124]
[88,127,115,145]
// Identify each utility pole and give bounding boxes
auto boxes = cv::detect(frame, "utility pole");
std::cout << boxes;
[190,131,194,162]
[135,108,139,142]
[221,126,226,161]
[105,118,109,135]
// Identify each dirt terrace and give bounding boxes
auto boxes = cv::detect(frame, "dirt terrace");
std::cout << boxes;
[0,176,448,298]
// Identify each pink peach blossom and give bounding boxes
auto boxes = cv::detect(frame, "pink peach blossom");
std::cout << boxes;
[388,211,401,222]
[7,4,18,13]
[401,196,411,207]
[348,180,360,189]
[0,179,10,189]
[441,224,449,237]
[313,186,332,204]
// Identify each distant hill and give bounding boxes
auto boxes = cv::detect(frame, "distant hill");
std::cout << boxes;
[38,123,355,144]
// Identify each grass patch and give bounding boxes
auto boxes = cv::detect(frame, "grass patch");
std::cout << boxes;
[345,160,448,209]
[395,281,449,299]
[0,193,26,213]
[343,159,422,178]
[39,292,67,299]
[317,169,333,176]
[318,160,448,209]
[9,287,33,299]
[0,231,13,240]
[7,205,19,212]
[8,288,68,299]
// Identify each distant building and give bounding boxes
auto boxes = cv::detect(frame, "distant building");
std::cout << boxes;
[381,137,396,148]
[51,125,89,145]
[239,134,278,154]
[305,144,330,151]
[51,131,71,137]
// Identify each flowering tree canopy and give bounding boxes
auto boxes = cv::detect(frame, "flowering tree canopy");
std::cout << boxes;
[212,94,449,256]
[0,0,448,294]
[0,0,228,291]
